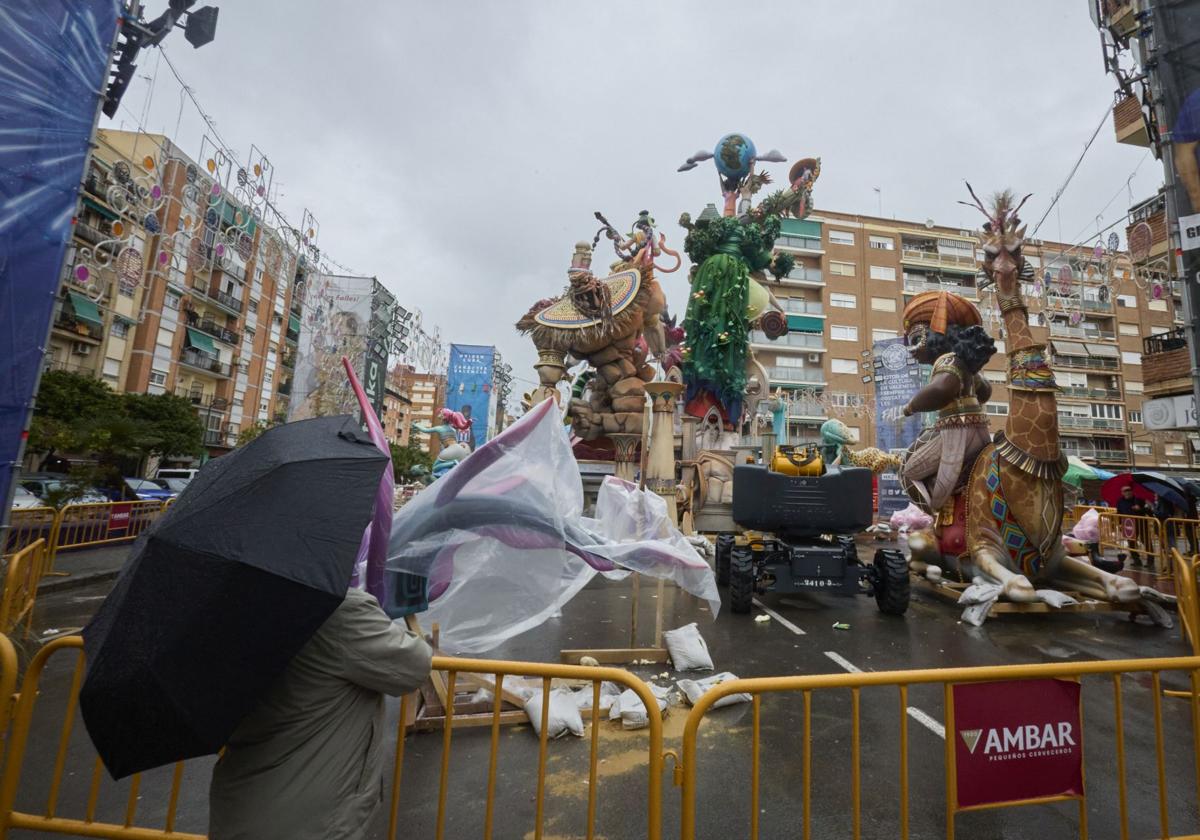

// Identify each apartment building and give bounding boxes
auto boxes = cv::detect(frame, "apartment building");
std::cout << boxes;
[392,364,446,454]
[382,380,412,448]
[756,209,1189,471]
[46,129,301,459]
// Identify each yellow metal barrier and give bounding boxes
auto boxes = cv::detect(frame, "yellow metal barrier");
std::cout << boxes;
[0,541,47,638]
[1098,511,1170,574]
[1174,550,1200,659]
[0,639,665,840]
[677,656,1200,840]
[3,507,57,557]
[48,501,166,572]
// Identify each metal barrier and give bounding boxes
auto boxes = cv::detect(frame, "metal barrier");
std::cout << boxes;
[3,507,57,556]
[0,541,47,638]
[47,501,166,572]
[1164,518,1200,567]
[1098,511,1169,574]
[0,639,665,840]
[1174,550,1200,659]
[677,656,1200,840]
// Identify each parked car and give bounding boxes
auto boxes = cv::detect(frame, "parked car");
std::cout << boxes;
[155,468,199,482]
[20,474,109,506]
[123,478,176,502]
[156,477,192,494]
[10,485,43,510]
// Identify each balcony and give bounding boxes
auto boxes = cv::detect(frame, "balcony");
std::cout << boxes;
[1113,92,1150,147]
[768,366,825,384]
[1126,195,1168,263]
[1044,295,1113,313]
[899,248,978,271]
[1061,443,1131,464]
[777,267,824,287]
[786,399,826,418]
[1102,0,1139,36]
[187,317,240,346]
[751,330,825,350]
[779,299,823,315]
[902,278,978,299]
[277,380,292,396]
[1059,385,1122,401]
[1050,354,1120,371]
[1057,415,1125,432]
[73,221,109,247]
[216,261,246,283]
[204,285,245,314]
[1049,324,1116,341]
[775,234,823,254]
[179,348,232,378]
[53,314,103,343]
[1142,327,1192,395]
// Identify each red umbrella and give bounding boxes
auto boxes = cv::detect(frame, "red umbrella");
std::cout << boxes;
[1101,473,1154,508]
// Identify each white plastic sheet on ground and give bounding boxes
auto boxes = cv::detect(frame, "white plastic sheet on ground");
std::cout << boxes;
[386,398,719,654]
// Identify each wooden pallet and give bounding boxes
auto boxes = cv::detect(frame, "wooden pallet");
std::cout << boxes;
[914,575,1147,618]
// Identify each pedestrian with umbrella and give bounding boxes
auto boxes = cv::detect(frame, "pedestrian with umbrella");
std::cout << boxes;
[80,403,432,840]
[1103,475,1152,566]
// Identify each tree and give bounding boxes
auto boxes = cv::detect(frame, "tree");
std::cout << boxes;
[28,370,121,468]
[236,421,273,447]
[121,392,204,462]
[389,441,433,481]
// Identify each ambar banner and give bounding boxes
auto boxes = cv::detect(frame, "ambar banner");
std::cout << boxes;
[0,1,121,518]
[446,344,494,450]
[952,678,1083,809]
[871,339,922,518]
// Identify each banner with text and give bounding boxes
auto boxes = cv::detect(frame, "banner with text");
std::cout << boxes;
[872,339,923,518]
[289,274,375,423]
[446,344,495,450]
[952,678,1083,809]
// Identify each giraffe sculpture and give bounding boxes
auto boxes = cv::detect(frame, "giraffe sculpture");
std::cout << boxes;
[906,188,1167,624]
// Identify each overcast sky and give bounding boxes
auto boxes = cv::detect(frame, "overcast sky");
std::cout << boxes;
[107,0,1162,403]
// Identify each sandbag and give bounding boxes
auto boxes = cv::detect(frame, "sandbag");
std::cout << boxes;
[524,689,585,739]
[678,672,752,710]
[608,685,670,730]
[663,623,714,671]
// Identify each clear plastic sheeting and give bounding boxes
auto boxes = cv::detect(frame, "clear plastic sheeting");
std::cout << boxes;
[385,398,719,654]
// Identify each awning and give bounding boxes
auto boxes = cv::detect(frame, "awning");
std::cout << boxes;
[288,313,301,333]
[781,218,821,238]
[1051,340,1088,356]
[787,314,824,334]
[1084,342,1120,358]
[67,291,103,327]
[82,196,118,221]
[185,327,217,355]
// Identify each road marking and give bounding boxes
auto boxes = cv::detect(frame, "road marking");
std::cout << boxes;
[823,651,946,739]
[823,650,860,672]
[905,706,946,739]
[753,599,806,635]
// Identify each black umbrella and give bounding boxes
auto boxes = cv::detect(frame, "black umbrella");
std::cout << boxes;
[1130,471,1190,510]
[80,415,388,779]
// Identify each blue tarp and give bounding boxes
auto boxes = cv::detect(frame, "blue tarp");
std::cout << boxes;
[0,2,121,517]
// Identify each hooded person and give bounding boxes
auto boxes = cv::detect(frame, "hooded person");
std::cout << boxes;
[891,291,997,515]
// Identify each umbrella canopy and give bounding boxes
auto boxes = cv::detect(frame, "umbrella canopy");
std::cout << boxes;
[1131,471,1190,510]
[1063,456,1100,488]
[80,416,388,779]
[1101,473,1154,508]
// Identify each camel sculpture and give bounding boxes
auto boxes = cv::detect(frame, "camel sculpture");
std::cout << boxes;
[905,188,1168,624]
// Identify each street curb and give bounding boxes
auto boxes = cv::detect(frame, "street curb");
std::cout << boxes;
[39,570,120,594]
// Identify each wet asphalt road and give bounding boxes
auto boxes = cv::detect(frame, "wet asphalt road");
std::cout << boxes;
[8,539,1198,840]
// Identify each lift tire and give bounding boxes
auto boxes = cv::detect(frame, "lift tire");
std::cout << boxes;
[730,547,755,614]
[873,549,911,615]
[715,534,733,586]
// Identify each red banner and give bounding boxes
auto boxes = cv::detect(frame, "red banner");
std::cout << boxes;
[952,678,1083,808]
[107,503,132,537]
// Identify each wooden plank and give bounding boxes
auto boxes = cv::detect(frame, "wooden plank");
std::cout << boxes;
[914,577,1140,615]
[559,648,669,665]
[411,709,529,732]
[457,673,527,709]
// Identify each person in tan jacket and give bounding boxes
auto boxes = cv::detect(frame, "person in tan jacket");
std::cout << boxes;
[209,588,432,840]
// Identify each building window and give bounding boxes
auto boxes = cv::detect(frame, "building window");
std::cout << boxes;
[1129,410,1142,424]
[1133,443,1152,455]
[1121,351,1142,365]
[1167,443,1186,457]
[149,371,166,386]
[164,293,180,311]
[1126,381,1143,393]
[1119,323,1140,336]
[1117,294,1136,308]
[871,329,897,342]
[869,265,896,282]
[985,402,1009,416]
[994,339,1006,353]
[868,235,894,250]
[264,370,273,384]
[1149,299,1167,311]
[1091,403,1122,419]
[248,300,258,314]
[829,261,855,277]
[260,400,269,413]
[829,230,855,246]
[831,325,858,341]
[831,293,857,308]
[111,320,129,338]
[831,358,859,375]
[983,370,1006,383]
[871,297,896,312]
[102,358,121,379]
